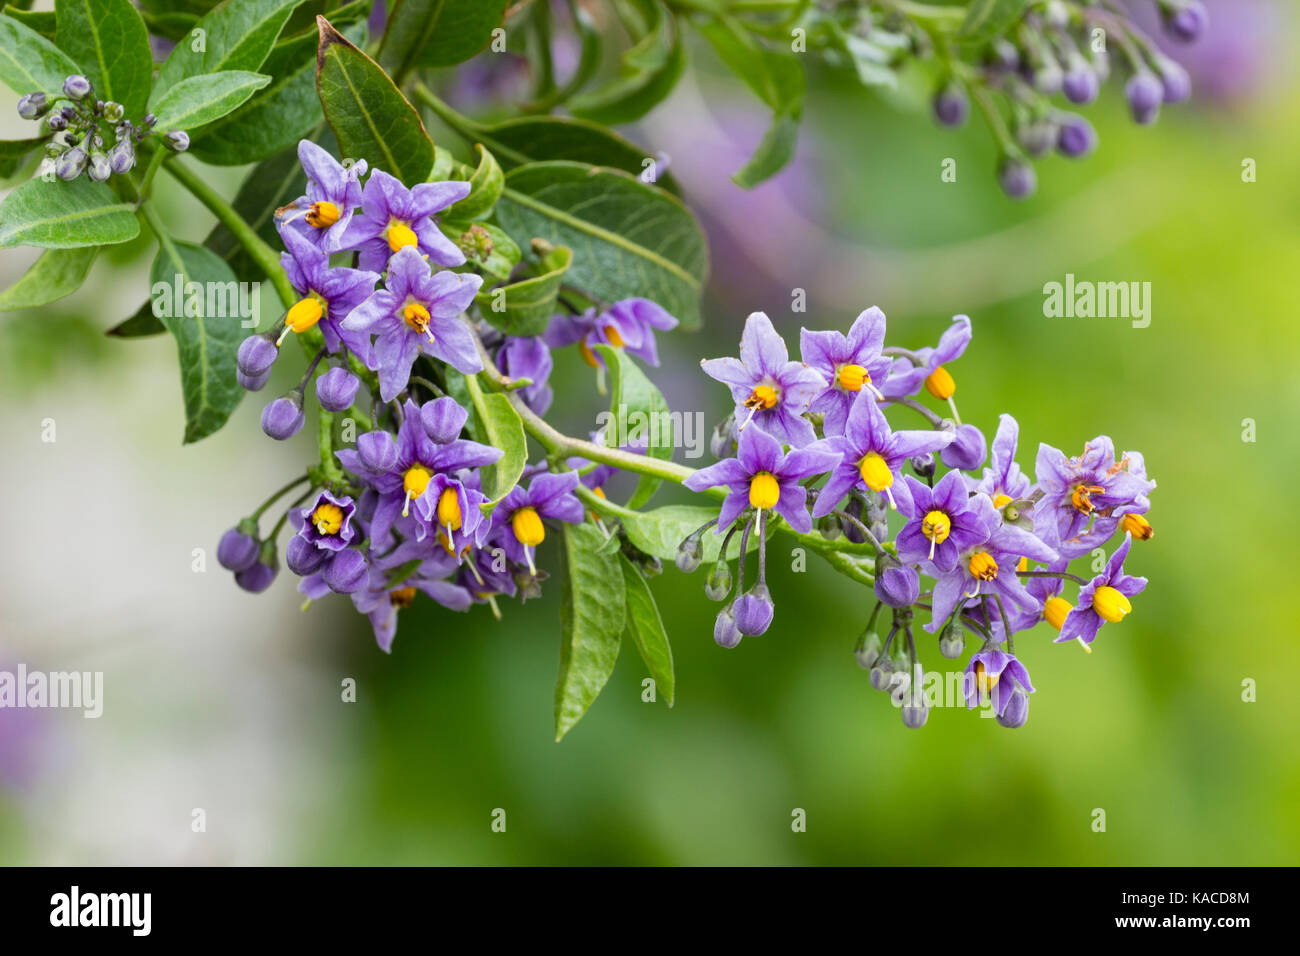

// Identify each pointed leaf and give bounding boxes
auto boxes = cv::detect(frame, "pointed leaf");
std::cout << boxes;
[0,11,82,96]
[622,504,765,564]
[156,0,305,91]
[619,554,674,707]
[594,344,672,509]
[0,176,138,249]
[461,373,527,502]
[0,246,97,311]
[147,70,272,132]
[378,0,509,80]
[477,243,571,338]
[0,137,43,178]
[54,0,153,119]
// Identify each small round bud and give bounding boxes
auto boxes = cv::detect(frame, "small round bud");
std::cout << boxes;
[1062,66,1099,105]
[999,156,1037,200]
[164,129,190,152]
[704,560,732,601]
[55,145,88,181]
[709,414,735,459]
[901,696,930,729]
[17,92,49,120]
[286,535,327,576]
[62,75,92,100]
[1043,1,1070,30]
[932,82,969,128]
[235,541,279,593]
[938,622,964,659]
[86,150,111,182]
[217,527,259,572]
[869,658,894,691]
[46,113,68,132]
[874,555,920,609]
[420,395,468,444]
[357,430,399,473]
[675,532,703,573]
[101,101,124,122]
[909,452,935,480]
[108,138,135,174]
[315,366,361,412]
[939,423,987,471]
[1156,57,1192,104]
[1125,74,1164,125]
[260,393,305,441]
[143,113,157,128]
[322,548,368,594]
[855,631,882,670]
[1031,62,1063,96]
[817,514,842,540]
[640,555,663,578]
[1056,114,1098,158]
[237,368,272,392]
[1016,119,1057,159]
[237,332,279,378]
[733,585,774,637]
[713,606,742,649]
[987,39,1019,72]
[1162,1,1207,43]
[997,686,1030,728]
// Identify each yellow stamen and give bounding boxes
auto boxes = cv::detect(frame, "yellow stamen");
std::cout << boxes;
[968,551,998,581]
[282,296,323,339]
[1071,483,1104,513]
[1121,513,1153,540]
[745,384,779,410]
[922,510,951,561]
[837,363,868,392]
[579,340,599,368]
[402,465,431,518]
[311,502,344,536]
[858,451,893,493]
[993,493,1013,509]
[389,587,417,608]
[436,486,462,530]
[512,506,545,548]
[587,485,607,522]
[924,366,955,400]
[1092,585,1132,624]
[975,661,998,698]
[437,531,455,555]
[749,472,780,510]
[387,220,418,253]
[305,201,340,228]
[1044,596,1072,631]
[605,325,625,348]
[403,302,434,342]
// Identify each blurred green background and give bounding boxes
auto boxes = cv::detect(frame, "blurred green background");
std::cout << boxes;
[1,0,1296,865]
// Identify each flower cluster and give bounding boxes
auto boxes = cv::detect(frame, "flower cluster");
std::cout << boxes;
[15,75,186,183]
[929,0,1207,198]
[680,308,1156,728]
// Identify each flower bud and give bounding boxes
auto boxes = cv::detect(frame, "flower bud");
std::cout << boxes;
[704,560,732,601]
[235,541,279,593]
[237,332,279,378]
[322,548,368,593]
[855,630,882,670]
[998,157,1036,200]
[1156,57,1191,104]
[901,694,929,729]
[1162,1,1207,43]
[56,145,88,181]
[987,39,1019,72]
[713,606,742,649]
[938,621,964,659]
[237,368,271,392]
[932,82,968,127]
[316,367,361,412]
[710,414,735,458]
[164,129,190,152]
[675,531,703,573]
[357,430,399,473]
[1031,62,1063,96]
[420,395,468,443]
[732,585,774,637]
[86,150,111,182]
[286,535,327,576]
[1125,74,1163,125]
[1056,114,1098,159]
[46,113,68,132]
[869,657,894,692]
[1062,66,1098,105]
[101,101,124,122]
[17,92,49,119]
[874,555,920,609]
[939,423,987,471]
[817,514,842,540]
[1043,1,1069,29]
[1016,120,1057,159]
[261,392,305,441]
[909,452,935,480]
[108,138,135,174]
[640,554,663,578]
[217,527,259,572]
[62,75,91,100]
[997,686,1030,728]
[842,496,867,545]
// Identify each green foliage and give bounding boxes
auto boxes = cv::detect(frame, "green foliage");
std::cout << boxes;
[619,554,674,707]
[478,242,572,338]
[448,144,503,222]
[0,137,43,178]
[148,69,272,131]
[378,0,509,80]
[155,0,303,91]
[594,345,672,509]
[54,0,153,119]
[0,177,138,249]
[0,246,97,311]
[958,0,1031,43]
[570,0,684,126]
[461,374,527,502]
[0,10,82,95]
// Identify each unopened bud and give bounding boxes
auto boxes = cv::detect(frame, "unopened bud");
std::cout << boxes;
[704,560,732,601]
[17,91,49,119]
[675,531,704,573]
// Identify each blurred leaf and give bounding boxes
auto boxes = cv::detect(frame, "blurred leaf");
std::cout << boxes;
[619,554,674,707]
[146,238,251,443]
[462,374,527,502]
[622,504,762,563]
[525,0,600,112]
[0,177,138,249]
[0,246,97,311]
[105,302,165,337]
[378,0,509,80]
[570,0,683,126]
[594,344,672,509]
[54,0,153,119]
[148,70,272,132]
[0,136,42,177]
[555,520,627,741]
[0,11,82,96]
[477,243,571,338]
[156,0,304,91]
[1,8,55,41]
[732,108,799,189]
[493,161,707,329]
[316,15,434,186]
[958,0,1029,43]
[448,144,503,222]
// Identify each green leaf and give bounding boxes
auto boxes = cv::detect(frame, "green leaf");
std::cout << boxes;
[619,554,674,707]
[958,0,1030,43]
[478,243,571,338]
[448,143,503,222]
[594,344,672,510]
[315,15,434,186]
[570,0,684,126]
[462,374,527,502]
[0,176,138,249]
[2,8,56,41]
[146,238,251,443]
[54,0,153,120]
[493,161,708,329]
[731,108,799,189]
[188,20,363,166]
[378,0,509,80]
[0,246,97,311]
[555,520,627,741]
[156,0,304,91]
[0,136,43,178]
[622,504,763,564]
[445,220,519,285]
[0,11,82,96]
[105,303,165,337]
[147,70,272,132]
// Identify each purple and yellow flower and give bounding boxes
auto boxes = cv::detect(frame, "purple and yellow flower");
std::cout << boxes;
[963,645,1035,717]
[291,490,359,553]
[799,306,894,435]
[544,297,678,368]
[883,314,972,420]
[349,540,472,653]
[342,245,483,401]
[279,140,366,252]
[277,226,378,359]
[701,312,827,448]
[496,335,553,415]
[970,413,1033,505]
[811,390,954,517]
[895,471,990,573]
[1032,435,1155,558]
[1057,533,1148,647]
[683,423,839,534]
[414,471,491,560]
[337,170,469,272]
[494,472,586,572]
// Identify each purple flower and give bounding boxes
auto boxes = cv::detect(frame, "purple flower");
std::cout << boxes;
[315,366,361,412]
[683,423,839,534]
[701,312,827,448]
[1057,533,1148,646]
[732,585,774,636]
[497,335,553,415]
[278,140,366,252]
[799,306,895,435]
[420,395,469,444]
[495,472,586,571]
[291,490,359,553]
[811,391,953,517]
[350,540,472,653]
[342,245,483,401]
[895,471,990,573]
[337,170,469,272]
[261,393,305,440]
[924,494,1058,633]
[278,226,378,359]
[217,527,259,572]
[414,471,491,559]
[544,297,678,369]
[964,646,1035,717]
[336,400,502,547]
[1032,435,1155,558]
[939,423,987,471]
[971,413,1033,505]
[882,314,972,406]
[874,555,920,608]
